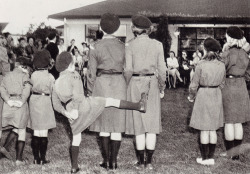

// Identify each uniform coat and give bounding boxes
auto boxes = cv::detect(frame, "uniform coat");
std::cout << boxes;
[52,71,106,135]
[87,37,126,133]
[221,47,250,123]
[189,59,225,130]
[124,35,167,135]
[47,42,59,79]
[0,46,10,131]
[0,68,31,129]
[29,70,56,130]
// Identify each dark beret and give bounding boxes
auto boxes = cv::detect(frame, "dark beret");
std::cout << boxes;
[55,52,73,72]
[33,50,51,68]
[132,14,152,29]
[100,13,120,34]
[48,32,57,40]
[226,26,244,40]
[204,37,221,52]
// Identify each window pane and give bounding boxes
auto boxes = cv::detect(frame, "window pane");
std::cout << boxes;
[214,28,226,39]
[197,28,214,39]
[180,28,196,39]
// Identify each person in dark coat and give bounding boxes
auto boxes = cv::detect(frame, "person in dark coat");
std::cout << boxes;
[46,32,59,79]
[52,51,146,173]
[29,50,56,165]
[67,39,78,55]
[87,13,126,170]
[188,38,225,165]
[220,26,250,160]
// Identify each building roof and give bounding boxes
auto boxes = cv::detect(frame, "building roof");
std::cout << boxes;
[49,0,250,24]
[0,23,8,33]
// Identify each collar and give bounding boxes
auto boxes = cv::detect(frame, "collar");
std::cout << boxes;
[49,40,55,43]
[137,34,149,39]
[103,34,116,39]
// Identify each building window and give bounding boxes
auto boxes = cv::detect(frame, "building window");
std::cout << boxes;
[85,24,100,43]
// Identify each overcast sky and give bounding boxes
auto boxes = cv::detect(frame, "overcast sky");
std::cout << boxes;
[0,0,104,34]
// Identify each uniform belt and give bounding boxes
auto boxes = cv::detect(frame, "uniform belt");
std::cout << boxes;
[96,69,122,76]
[62,98,73,109]
[0,72,2,75]
[9,94,21,97]
[32,92,50,96]
[199,85,219,88]
[226,75,244,79]
[132,73,155,77]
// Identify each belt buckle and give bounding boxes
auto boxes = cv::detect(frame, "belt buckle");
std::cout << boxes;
[41,93,45,96]
[229,75,233,78]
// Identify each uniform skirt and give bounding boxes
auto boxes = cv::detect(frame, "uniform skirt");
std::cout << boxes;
[29,94,56,130]
[67,96,106,135]
[125,76,161,135]
[222,77,250,123]
[189,88,224,130]
[2,99,29,129]
[89,74,126,133]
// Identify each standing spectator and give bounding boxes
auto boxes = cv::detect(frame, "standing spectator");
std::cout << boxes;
[3,32,16,70]
[58,38,66,54]
[73,48,83,75]
[46,32,59,79]
[87,13,127,170]
[124,14,167,170]
[179,50,191,87]
[36,39,45,51]
[188,38,225,165]
[25,36,37,63]
[220,26,250,160]
[67,39,78,55]
[190,50,202,80]
[167,51,183,88]
[15,38,30,65]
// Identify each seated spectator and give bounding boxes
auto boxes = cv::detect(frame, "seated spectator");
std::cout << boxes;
[166,51,183,88]
[36,39,45,51]
[67,39,78,55]
[25,36,37,63]
[190,49,202,80]
[179,50,191,87]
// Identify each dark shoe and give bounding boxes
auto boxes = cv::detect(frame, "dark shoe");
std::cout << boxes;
[100,162,108,169]
[40,159,50,165]
[232,155,239,160]
[71,167,80,173]
[139,93,147,113]
[134,162,144,170]
[0,147,12,160]
[33,159,41,164]
[109,162,117,170]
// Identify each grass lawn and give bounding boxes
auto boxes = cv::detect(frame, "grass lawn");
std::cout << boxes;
[0,87,250,174]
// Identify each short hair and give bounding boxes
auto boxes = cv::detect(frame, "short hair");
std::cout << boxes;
[48,32,56,40]
[96,30,104,40]
[27,36,35,42]
[3,32,10,38]
[18,37,26,42]
[170,51,175,57]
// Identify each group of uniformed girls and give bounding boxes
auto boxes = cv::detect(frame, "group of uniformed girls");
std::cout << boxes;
[188,26,250,165]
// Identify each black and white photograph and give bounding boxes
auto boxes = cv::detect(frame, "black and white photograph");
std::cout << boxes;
[0,0,250,173]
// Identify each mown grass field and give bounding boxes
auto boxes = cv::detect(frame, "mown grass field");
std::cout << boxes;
[0,87,250,174]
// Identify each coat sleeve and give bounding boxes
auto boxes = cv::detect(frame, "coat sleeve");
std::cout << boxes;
[52,85,66,115]
[157,43,167,91]
[0,76,10,102]
[124,44,133,84]
[87,50,97,94]
[0,48,10,75]
[219,68,226,89]
[21,74,31,103]
[188,64,202,100]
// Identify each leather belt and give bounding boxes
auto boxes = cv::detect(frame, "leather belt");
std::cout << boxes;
[32,92,50,96]
[226,75,244,79]
[96,69,122,76]
[199,85,219,88]
[132,73,155,77]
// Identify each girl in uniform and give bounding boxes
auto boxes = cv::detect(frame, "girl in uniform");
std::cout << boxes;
[220,26,250,160]
[124,14,167,170]
[52,51,147,173]
[29,50,56,164]
[0,61,31,165]
[188,37,225,165]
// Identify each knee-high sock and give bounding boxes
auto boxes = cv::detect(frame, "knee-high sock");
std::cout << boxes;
[146,149,154,164]
[137,150,145,165]
[71,146,79,169]
[208,144,216,159]
[101,137,110,163]
[16,141,25,161]
[234,139,242,147]
[40,137,48,161]
[4,131,18,151]
[200,144,209,160]
[225,140,234,151]
[110,140,121,164]
[31,136,40,160]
